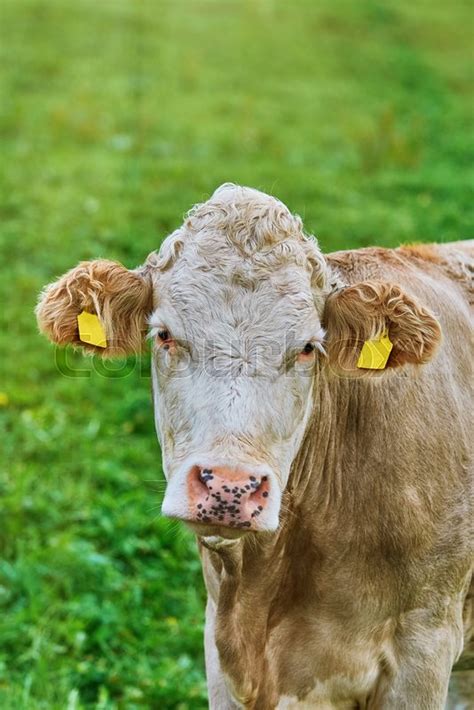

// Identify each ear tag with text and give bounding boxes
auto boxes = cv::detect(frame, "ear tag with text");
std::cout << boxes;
[77,311,107,348]
[357,329,392,370]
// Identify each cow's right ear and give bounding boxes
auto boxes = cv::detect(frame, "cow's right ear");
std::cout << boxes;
[36,260,153,357]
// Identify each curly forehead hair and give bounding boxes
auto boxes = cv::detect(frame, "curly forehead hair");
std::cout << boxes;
[147,183,328,293]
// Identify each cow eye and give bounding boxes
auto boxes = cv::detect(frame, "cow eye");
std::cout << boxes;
[156,329,174,351]
[302,342,315,355]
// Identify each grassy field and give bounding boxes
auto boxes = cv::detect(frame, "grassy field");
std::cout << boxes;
[0,0,472,708]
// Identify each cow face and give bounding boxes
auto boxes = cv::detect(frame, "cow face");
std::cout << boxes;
[147,185,328,535]
[36,184,441,538]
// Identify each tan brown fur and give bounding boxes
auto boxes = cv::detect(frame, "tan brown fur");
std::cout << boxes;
[398,243,444,265]
[36,260,153,357]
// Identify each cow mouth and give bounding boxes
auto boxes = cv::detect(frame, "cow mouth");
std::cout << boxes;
[183,519,255,539]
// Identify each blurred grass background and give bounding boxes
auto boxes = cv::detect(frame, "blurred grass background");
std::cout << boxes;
[0,0,472,708]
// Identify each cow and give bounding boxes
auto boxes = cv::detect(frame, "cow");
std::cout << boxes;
[36,184,473,709]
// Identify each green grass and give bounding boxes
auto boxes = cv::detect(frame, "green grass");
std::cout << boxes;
[0,0,472,707]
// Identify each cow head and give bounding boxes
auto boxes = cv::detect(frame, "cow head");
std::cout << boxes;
[37,184,441,538]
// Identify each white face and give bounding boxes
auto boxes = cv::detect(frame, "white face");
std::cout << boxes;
[148,185,327,537]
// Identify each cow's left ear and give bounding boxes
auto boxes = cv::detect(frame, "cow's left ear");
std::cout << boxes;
[36,259,153,357]
[322,281,441,375]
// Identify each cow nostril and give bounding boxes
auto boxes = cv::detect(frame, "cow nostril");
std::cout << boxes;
[249,475,261,492]
[188,466,215,498]
[198,468,214,486]
[248,475,270,503]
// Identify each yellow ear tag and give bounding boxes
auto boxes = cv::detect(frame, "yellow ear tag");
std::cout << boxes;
[357,329,393,370]
[77,311,107,348]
